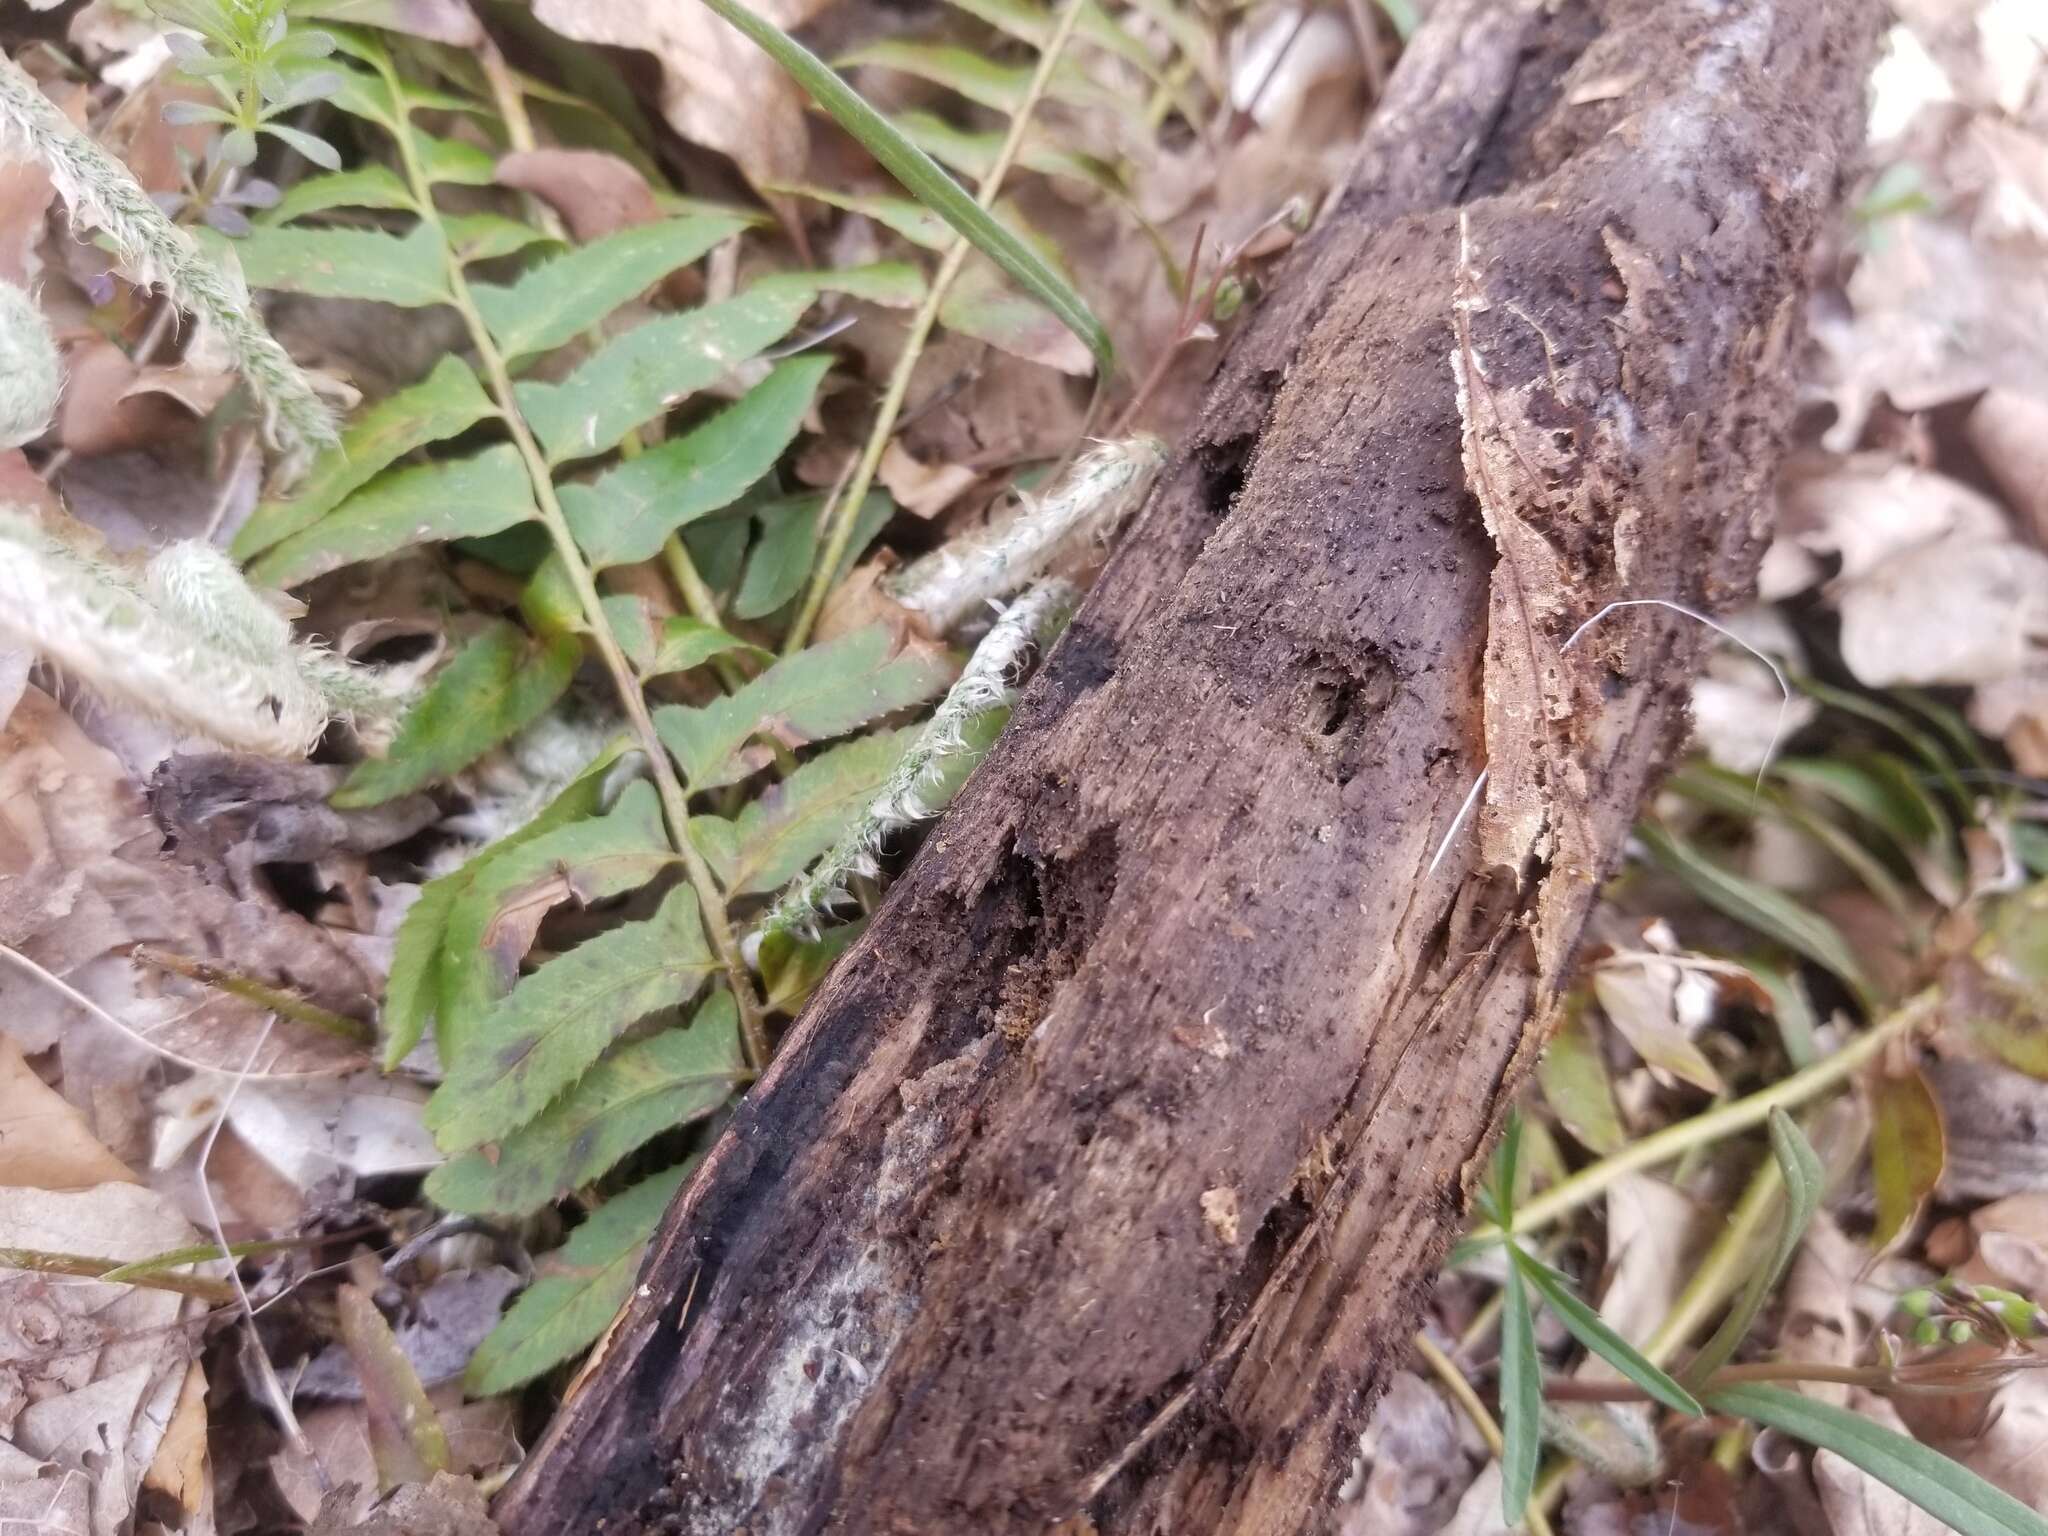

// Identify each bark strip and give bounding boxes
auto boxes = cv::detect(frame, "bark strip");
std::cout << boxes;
[497,1,1881,1530]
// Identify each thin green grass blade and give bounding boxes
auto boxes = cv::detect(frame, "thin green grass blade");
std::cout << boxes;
[1510,1249,1701,1416]
[1682,1108,1824,1390]
[691,0,1113,376]
[1498,1259,1542,1522]
[1708,1384,2048,1536]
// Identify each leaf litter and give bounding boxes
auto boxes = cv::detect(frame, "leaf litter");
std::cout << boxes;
[5,0,2048,1532]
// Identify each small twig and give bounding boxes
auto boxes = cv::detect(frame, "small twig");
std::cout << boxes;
[0,1246,235,1303]
[128,944,373,1045]
[0,940,291,1077]
[197,1012,322,1478]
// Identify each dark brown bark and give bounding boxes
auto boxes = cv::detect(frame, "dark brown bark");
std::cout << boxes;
[497,1,1881,1531]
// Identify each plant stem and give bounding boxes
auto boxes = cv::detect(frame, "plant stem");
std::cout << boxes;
[1412,1332,1558,1536]
[1466,989,1935,1245]
[0,1245,235,1303]
[378,65,770,1069]
[129,944,372,1044]
[781,0,1092,655]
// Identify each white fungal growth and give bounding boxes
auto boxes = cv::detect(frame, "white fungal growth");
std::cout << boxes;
[752,579,1080,951]
[0,52,337,467]
[884,435,1165,637]
[0,510,384,757]
[0,280,61,450]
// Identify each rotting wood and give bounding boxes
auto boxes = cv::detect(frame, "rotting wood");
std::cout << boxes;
[496,0,1882,1531]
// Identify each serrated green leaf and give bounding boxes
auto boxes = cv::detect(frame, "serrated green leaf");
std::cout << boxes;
[1870,1066,1944,1251]
[335,622,580,807]
[519,282,816,464]
[650,618,768,678]
[836,39,1122,116]
[766,184,952,248]
[470,215,749,361]
[246,443,536,588]
[559,357,831,568]
[698,729,914,896]
[418,131,497,186]
[1707,1384,2048,1536]
[602,593,770,678]
[1498,1260,1541,1522]
[1537,1000,1625,1155]
[381,752,625,1068]
[944,0,1164,79]
[759,920,866,1014]
[1637,820,1878,1010]
[428,992,743,1218]
[231,220,451,306]
[892,109,1126,196]
[733,490,893,621]
[654,624,953,790]
[1510,1249,1701,1415]
[942,246,1093,374]
[443,212,558,264]
[1683,1108,1822,1390]
[263,163,416,225]
[434,780,677,1063]
[693,0,1113,375]
[235,355,496,562]
[465,1161,689,1395]
[427,885,717,1151]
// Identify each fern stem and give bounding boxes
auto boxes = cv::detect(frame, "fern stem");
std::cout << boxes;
[0,50,336,461]
[375,59,771,1070]
[782,0,1093,655]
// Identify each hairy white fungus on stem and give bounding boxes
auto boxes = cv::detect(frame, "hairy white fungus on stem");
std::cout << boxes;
[0,52,337,466]
[0,279,61,449]
[0,510,387,756]
[753,579,1080,952]
[885,436,1166,637]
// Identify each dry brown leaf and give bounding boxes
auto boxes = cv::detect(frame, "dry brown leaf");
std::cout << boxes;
[1835,535,2048,689]
[308,1472,498,1536]
[56,342,235,459]
[0,686,375,1086]
[495,149,659,243]
[0,1035,135,1191]
[141,1360,209,1516]
[1813,1449,1955,1536]
[1769,453,2010,598]
[0,1183,202,1536]
[1807,218,2048,453]
[530,0,840,197]
[1926,1056,2048,1201]
[1335,1370,1472,1536]
[878,441,981,519]
[1965,389,2048,544]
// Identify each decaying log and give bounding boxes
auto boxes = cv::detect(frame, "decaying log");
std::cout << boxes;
[498,0,1882,1530]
